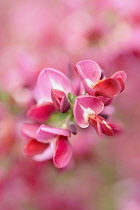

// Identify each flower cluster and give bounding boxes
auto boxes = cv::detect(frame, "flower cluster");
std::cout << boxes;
[22,60,127,168]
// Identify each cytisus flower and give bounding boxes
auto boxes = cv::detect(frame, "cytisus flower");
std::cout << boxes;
[22,60,127,168]
[75,60,127,98]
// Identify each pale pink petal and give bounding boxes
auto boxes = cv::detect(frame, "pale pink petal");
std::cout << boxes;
[75,60,101,95]
[27,103,55,123]
[24,139,49,156]
[21,123,40,139]
[36,124,71,142]
[33,145,53,162]
[74,95,104,128]
[34,68,71,102]
[94,78,122,98]
[53,136,72,168]
[111,71,127,81]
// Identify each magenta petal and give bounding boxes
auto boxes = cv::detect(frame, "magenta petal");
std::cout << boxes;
[75,60,101,95]
[21,123,40,139]
[94,78,122,98]
[53,136,72,168]
[34,68,71,102]
[51,89,65,109]
[36,124,71,142]
[24,139,49,156]
[74,96,104,128]
[60,95,70,113]
[27,103,55,123]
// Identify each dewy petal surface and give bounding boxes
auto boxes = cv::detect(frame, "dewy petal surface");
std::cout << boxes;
[34,68,71,102]
[27,103,55,123]
[53,136,72,168]
[36,124,71,142]
[74,96,104,128]
[94,78,122,98]
[75,60,101,95]
[22,123,40,139]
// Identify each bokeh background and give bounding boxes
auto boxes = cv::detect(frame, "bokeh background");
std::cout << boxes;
[0,0,140,209]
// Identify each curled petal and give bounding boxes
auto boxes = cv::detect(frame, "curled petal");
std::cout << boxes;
[94,78,121,98]
[74,96,104,128]
[51,89,65,109]
[111,71,127,92]
[51,89,70,113]
[90,115,114,136]
[36,124,71,142]
[24,139,49,156]
[33,145,53,162]
[89,117,102,138]
[60,95,70,113]
[53,136,72,168]
[75,60,101,95]
[108,122,123,135]
[34,68,71,102]
[21,123,40,139]
[27,103,55,123]
[100,121,114,136]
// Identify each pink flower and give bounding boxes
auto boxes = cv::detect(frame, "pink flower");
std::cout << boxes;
[74,95,114,137]
[28,68,72,121]
[75,60,127,98]
[22,123,72,168]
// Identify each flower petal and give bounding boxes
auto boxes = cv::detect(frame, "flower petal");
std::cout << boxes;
[36,124,71,142]
[111,71,127,92]
[75,60,101,95]
[94,78,121,98]
[27,103,55,123]
[34,68,71,102]
[33,144,53,162]
[21,123,40,139]
[74,96,104,128]
[60,95,70,113]
[53,136,72,168]
[24,139,49,156]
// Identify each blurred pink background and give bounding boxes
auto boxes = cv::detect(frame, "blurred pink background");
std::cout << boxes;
[0,0,140,209]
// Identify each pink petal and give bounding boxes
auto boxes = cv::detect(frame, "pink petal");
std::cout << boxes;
[89,117,102,138]
[75,60,101,95]
[60,95,70,113]
[33,145,53,162]
[108,122,123,135]
[53,136,72,168]
[36,124,71,142]
[100,121,114,136]
[74,96,104,128]
[94,78,122,98]
[111,71,127,92]
[27,103,55,123]
[21,123,40,139]
[97,96,113,106]
[24,139,49,156]
[90,115,114,136]
[112,71,127,81]
[51,89,65,109]
[34,68,71,102]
